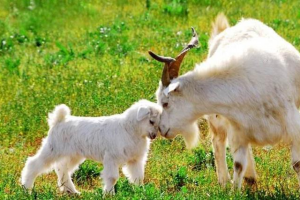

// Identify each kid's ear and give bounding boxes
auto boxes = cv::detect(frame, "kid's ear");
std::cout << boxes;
[163,82,180,96]
[137,106,150,121]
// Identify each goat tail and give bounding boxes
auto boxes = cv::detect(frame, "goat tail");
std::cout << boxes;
[47,104,70,127]
[210,13,230,40]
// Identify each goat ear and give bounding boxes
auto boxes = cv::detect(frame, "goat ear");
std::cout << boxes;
[137,106,150,121]
[163,82,180,96]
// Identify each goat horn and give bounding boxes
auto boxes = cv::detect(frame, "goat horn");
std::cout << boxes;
[148,51,174,86]
[148,28,198,86]
[181,27,199,52]
[168,27,198,79]
[148,51,176,63]
[161,63,171,86]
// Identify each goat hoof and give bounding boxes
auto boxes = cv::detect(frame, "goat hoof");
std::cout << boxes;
[244,177,257,186]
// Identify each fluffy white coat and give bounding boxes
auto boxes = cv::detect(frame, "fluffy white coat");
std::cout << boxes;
[156,14,300,189]
[21,99,162,194]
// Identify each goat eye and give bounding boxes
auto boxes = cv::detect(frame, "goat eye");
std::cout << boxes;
[149,120,154,125]
[163,103,168,108]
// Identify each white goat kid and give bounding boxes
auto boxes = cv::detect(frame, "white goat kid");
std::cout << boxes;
[21,100,162,195]
[149,15,300,189]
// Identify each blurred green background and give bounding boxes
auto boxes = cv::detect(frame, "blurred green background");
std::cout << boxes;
[1,0,300,199]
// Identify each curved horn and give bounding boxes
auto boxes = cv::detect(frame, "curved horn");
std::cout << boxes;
[148,51,174,86]
[182,27,199,52]
[168,27,199,79]
[148,28,198,86]
[148,51,175,63]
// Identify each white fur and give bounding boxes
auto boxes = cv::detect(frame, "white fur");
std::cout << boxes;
[156,14,300,189]
[47,104,70,127]
[21,100,162,195]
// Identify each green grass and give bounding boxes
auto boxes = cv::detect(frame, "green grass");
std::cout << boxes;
[1,0,300,199]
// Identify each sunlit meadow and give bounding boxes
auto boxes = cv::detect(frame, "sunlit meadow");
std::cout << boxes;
[1,0,300,199]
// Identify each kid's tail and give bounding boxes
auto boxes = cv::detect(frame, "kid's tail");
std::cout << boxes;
[210,13,230,41]
[47,104,70,127]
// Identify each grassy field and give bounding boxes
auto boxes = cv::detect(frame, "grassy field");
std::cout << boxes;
[1,0,300,199]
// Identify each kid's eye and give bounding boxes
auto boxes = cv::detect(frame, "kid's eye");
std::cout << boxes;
[163,103,168,108]
[149,120,154,125]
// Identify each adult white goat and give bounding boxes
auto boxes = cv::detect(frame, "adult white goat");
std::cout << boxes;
[149,14,300,189]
